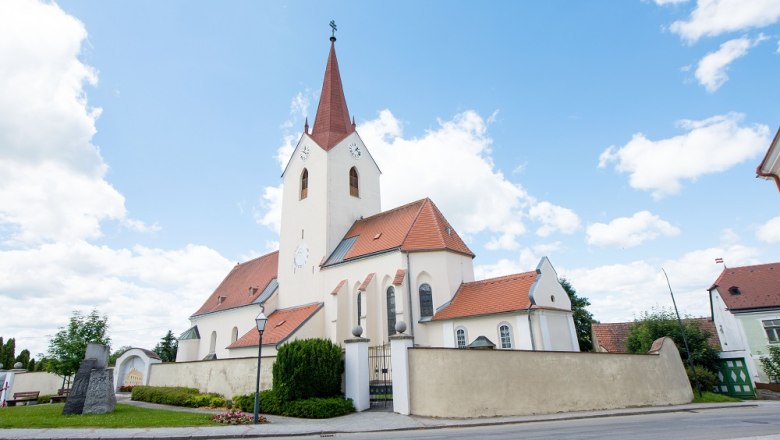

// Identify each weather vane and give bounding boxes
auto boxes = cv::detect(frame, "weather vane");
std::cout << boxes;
[330,20,337,41]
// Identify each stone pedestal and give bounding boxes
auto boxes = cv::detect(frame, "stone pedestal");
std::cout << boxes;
[390,334,414,415]
[62,343,116,415]
[83,369,117,414]
[344,337,370,411]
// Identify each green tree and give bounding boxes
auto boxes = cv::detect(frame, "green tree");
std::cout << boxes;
[153,330,178,362]
[273,338,343,402]
[559,278,595,352]
[759,345,780,383]
[15,349,30,370]
[626,309,719,372]
[3,338,16,369]
[46,309,110,379]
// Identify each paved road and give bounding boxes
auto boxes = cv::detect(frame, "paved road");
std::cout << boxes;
[255,405,780,440]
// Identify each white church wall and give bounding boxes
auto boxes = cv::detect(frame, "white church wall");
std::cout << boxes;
[426,313,530,350]
[542,310,579,352]
[190,304,265,360]
[528,257,571,311]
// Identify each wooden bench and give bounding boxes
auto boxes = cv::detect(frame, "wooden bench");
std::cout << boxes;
[6,391,39,406]
[49,388,70,403]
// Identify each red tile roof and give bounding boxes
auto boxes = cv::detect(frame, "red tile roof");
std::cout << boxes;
[331,279,346,296]
[358,273,375,291]
[592,322,632,353]
[592,318,721,353]
[193,252,278,317]
[332,198,473,264]
[310,40,354,151]
[711,262,780,310]
[432,271,538,321]
[393,269,406,286]
[227,302,323,348]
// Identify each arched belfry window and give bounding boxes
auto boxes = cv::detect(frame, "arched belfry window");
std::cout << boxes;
[419,283,433,318]
[300,168,309,199]
[349,167,359,197]
[357,292,362,326]
[387,286,397,336]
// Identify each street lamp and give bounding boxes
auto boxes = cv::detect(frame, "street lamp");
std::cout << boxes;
[253,311,268,424]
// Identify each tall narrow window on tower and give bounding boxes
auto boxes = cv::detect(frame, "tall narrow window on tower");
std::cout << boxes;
[349,167,359,197]
[301,168,309,199]
[419,283,433,318]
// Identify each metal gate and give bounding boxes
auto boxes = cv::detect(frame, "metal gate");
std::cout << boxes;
[715,357,755,399]
[368,344,392,407]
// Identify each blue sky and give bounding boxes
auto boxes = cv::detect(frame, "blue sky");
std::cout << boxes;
[2,0,779,357]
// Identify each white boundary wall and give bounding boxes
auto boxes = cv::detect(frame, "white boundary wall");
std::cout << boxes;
[147,356,275,399]
[406,337,692,418]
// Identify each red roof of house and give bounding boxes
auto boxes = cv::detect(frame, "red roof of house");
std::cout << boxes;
[310,39,354,151]
[593,318,721,353]
[711,262,780,310]
[227,302,323,348]
[329,198,473,264]
[192,251,278,317]
[432,271,538,321]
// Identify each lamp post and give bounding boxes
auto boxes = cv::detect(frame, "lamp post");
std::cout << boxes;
[253,311,268,424]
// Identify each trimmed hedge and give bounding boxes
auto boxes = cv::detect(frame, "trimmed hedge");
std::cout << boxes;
[233,390,353,419]
[273,338,343,402]
[131,386,226,408]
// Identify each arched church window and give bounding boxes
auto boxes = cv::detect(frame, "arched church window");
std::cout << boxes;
[231,327,238,343]
[456,327,467,348]
[387,286,397,336]
[419,283,433,318]
[349,167,359,197]
[357,292,362,325]
[300,168,309,199]
[499,323,513,349]
[209,331,217,354]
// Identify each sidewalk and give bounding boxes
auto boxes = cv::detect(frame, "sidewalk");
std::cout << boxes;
[0,399,766,440]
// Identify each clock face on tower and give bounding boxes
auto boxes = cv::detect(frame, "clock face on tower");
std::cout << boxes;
[348,142,362,159]
[294,242,309,268]
[299,145,310,161]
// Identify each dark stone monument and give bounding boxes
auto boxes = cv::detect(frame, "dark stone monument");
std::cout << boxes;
[62,343,116,415]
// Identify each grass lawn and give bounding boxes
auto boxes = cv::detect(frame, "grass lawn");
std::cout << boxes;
[0,403,219,428]
[692,391,742,403]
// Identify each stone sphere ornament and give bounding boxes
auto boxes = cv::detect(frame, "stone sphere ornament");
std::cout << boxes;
[352,325,363,337]
[395,321,407,334]
[13,362,22,369]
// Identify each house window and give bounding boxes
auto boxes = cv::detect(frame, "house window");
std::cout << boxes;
[231,327,238,343]
[300,168,309,199]
[499,323,513,349]
[209,331,217,353]
[349,167,359,197]
[456,328,467,348]
[387,286,397,336]
[419,283,433,318]
[764,319,780,342]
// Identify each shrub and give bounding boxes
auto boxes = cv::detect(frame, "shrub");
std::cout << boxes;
[687,366,718,392]
[273,338,343,402]
[118,385,135,392]
[131,386,225,408]
[211,410,260,425]
[759,345,780,383]
[232,390,353,419]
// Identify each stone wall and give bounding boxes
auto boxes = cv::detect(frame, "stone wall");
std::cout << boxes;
[7,371,62,396]
[407,336,692,418]
[147,356,275,399]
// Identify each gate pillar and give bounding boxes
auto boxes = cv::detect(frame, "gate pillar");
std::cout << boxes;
[345,336,370,411]
[390,333,414,415]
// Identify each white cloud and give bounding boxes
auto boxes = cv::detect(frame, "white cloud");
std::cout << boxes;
[670,0,780,43]
[586,211,680,248]
[0,241,233,357]
[475,243,562,280]
[599,113,769,198]
[695,35,766,92]
[757,215,780,243]
[562,244,761,322]
[260,107,581,251]
[528,202,581,237]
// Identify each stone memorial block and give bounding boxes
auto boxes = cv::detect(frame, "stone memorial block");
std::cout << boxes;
[62,358,97,415]
[83,368,116,414]
[85,342,110,369]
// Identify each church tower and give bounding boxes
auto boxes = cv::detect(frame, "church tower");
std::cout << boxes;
[277,32,381,308]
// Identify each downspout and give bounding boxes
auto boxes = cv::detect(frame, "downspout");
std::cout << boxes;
[406,252,415,338]
[527,304,535,351]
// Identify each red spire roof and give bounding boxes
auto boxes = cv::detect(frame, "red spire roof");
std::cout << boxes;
[311,40,355,150]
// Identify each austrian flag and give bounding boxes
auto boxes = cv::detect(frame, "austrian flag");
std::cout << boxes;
[715,258,724,264]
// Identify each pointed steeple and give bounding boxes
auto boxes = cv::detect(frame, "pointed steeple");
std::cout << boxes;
[310,36,354,150]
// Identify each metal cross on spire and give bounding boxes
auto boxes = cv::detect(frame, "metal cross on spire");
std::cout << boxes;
[329,20,337,41]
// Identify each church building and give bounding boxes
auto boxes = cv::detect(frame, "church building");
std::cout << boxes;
[176,33,579,362]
